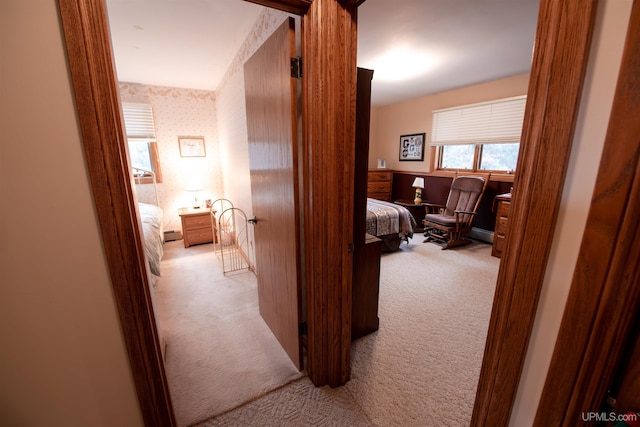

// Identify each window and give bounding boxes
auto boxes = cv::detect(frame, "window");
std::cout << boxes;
[431,96,526,172]
[441,144,475,170]
[122,103,163,183]
[479,142,520,171]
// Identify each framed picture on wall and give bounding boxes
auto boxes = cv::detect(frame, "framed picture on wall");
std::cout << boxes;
[399,133,425,161]
[178,136,206,157]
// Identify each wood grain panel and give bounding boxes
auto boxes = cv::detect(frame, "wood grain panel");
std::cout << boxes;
[245,18,303,370]
[535,1,640,423]
[57,0,176,425]
[471,0,598,425]
[353,68,374,247]
[302,0,358,387]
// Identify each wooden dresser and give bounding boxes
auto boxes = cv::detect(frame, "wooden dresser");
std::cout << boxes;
[367,170,393,201]
[352,68,383,340]
[179,207,214,248]
[492,193,512,258]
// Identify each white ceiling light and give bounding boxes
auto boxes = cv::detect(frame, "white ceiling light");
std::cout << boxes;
[365,47,440,82]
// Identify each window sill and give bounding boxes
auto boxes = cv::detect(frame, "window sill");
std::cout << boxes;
[429,170,515,183]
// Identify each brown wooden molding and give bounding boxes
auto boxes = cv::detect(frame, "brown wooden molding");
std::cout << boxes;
[302,0,358,387]
[57,0,176,425]
[341,0,367,7]
[243,0,312,15]
[535,0,640,424]
[471,0,598,425]
[394,169,516,183]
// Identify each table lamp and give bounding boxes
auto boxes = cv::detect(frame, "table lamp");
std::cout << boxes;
[185,178,205,209]
[412,177,425,204]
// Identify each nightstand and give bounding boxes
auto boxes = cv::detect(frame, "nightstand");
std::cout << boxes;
[394,200,426,232]
[179,207,215,248]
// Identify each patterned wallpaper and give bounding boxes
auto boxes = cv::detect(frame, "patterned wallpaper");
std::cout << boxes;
[120,83,223,233]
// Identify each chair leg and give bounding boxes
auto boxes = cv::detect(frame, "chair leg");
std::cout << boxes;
[442,238,472,249]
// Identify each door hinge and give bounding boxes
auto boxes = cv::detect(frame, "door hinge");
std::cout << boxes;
[347,242,354,253]
[291,56,302,79]
[298,321,307,336]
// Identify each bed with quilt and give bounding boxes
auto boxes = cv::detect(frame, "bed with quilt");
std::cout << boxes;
[366,198,416,252]
[138,202,164,283]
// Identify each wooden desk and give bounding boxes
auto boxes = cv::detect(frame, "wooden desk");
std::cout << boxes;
[179,207,215,248]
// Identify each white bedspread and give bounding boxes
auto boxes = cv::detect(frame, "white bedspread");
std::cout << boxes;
[138,202,164,277]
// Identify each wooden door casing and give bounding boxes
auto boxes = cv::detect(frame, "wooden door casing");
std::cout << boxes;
[244,18,303,370]
[535,0,640,423]
[302,0,358,387]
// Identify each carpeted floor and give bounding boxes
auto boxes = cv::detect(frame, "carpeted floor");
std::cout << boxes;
[153,242,303,427]
[157,237,499,426]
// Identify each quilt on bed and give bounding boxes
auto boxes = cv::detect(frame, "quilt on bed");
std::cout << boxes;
[366,198,416,242]
[138,202,164,277]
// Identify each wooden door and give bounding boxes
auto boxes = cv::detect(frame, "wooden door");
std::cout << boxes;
[244,18,302,370]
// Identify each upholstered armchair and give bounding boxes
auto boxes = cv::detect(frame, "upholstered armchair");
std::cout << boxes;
[423,174,490,249]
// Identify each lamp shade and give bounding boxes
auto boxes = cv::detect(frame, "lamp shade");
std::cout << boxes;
[412,177,425,188]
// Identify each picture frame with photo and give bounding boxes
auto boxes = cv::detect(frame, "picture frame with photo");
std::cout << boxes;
[178,136,206,157]
[399,133,425,161]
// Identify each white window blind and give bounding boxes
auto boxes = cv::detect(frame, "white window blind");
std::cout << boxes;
[122,103,156,139]
[431,95,526,145]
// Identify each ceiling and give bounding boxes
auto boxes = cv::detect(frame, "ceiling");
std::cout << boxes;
[106,0,539,106]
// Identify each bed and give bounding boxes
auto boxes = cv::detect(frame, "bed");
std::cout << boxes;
[366,198,416,252]
[133,167,167,359]
[138,202,164,278]
[132,166,164,281]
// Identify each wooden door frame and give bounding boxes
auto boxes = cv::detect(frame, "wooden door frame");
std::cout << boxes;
[471,0,598,424]
[534,0,640,424]
[56,0,597,425]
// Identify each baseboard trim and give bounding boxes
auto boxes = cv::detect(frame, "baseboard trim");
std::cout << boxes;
[469,227,494,244]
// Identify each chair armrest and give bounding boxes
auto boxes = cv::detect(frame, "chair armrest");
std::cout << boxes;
[424,202,446,214]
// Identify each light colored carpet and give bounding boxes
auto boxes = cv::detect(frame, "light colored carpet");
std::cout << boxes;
[153,242,303,427]
[198,239,499,426]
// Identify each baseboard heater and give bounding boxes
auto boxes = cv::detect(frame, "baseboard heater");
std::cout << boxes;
[469,227,494,244]
[163,230,182,242]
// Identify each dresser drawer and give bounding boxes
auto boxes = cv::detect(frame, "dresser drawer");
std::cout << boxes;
[183,214,211,230]
[187,228,213,245]
[368,171,392,182]
[497,200,511,218]
[367,181,391,193]
[495,217,509,237]
[493,234,506,255]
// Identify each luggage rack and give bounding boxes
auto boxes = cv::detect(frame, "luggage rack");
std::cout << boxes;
[210,199,253,275]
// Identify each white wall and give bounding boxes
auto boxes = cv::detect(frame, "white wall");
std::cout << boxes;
[0,0,143,425]
[509,0,633,424]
